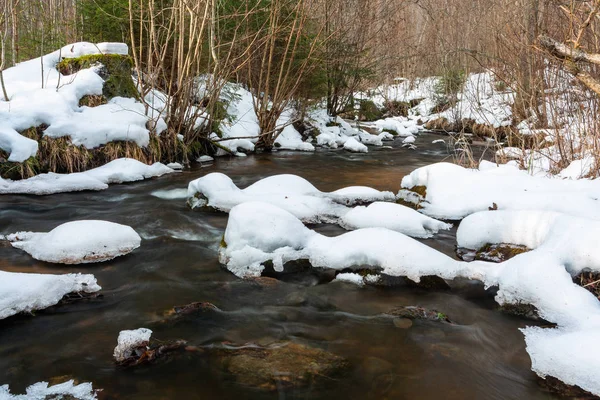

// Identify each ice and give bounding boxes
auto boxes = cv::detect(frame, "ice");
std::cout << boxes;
[0,380,98,400]
[113,328,152,363]
[340,202,452,238]
[0,158,175,195]
[6,220,141,264]
[0,271,101,320]
[187,173,395,223]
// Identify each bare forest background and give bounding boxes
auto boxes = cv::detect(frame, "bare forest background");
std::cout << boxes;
[2,0,600,153]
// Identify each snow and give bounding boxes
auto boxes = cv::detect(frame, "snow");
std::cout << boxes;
[167,162,184,170]
[151,188,188,200]
[6,220,141,264]
[0,270,101,319]
[402,136,416,144]
[219,201,483,280]
[333,273,365,286]
[0,158,175,195]
[340,202,452,238]
[399,161,600,220]
[0,380,98,400]
[187,173,395,223]
[197,155,214,163]
[0,42,167,162]
[113,328,152,363]
[343,137,368,153]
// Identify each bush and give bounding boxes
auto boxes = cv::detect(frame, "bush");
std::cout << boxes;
[358,99,384,121]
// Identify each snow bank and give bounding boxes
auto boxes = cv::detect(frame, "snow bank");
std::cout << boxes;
[0,158,174,195]
[340,202,452,238]
[187,173,395,223]
[0,271,101,319]
[7,220,141,264]
[0,42,168,162]
[457,210,600,395]
[400,161,600,220]
[219,202,484,280]
[113,328,152,363]
[0,380,98,400]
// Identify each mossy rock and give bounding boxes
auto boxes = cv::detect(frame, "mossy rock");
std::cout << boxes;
[385,306,451,323]
[57,54,139,100]
[219,342,350,391]
[474,243,530,263]
[79,94,108,107]
[499,302,541,320]
[358,99,384,122]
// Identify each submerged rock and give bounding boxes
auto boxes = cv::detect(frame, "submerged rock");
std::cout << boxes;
[385,306,451,323]
[538,376,598,399]
[219,342,350,391]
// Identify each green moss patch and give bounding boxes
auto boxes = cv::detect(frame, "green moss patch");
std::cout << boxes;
[57,54,139,100]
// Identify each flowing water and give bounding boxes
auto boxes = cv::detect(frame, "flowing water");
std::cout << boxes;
[0,134,557,399]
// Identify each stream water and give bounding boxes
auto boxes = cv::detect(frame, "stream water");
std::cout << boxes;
[0,133,557,399]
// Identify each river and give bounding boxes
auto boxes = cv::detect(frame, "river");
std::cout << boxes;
[0,133,557,399]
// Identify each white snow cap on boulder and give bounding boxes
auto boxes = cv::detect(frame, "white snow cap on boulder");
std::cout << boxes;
[219,201,484,280]
[340,202,451,238]
[0,271,101,320]
[187,173,395,223]
[343,137,368,153]
[6,220,141,264]
[113,328,152,363]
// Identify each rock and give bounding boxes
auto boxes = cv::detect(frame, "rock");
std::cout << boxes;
[457,243,531,263]
[220,342,350,391]
[385,306,451,323]
[113,328,187,367]
[392,318,413,329]
[246,276,281,288]
[499,302,542,320]
[538,376,598,399]
[403,275,451,290]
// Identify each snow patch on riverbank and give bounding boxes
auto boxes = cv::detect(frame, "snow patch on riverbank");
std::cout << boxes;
[0,158,175,195]
[0,380,98,400]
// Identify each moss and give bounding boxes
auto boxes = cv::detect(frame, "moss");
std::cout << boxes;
[382,128,398,136]
[358,99,384,121]
[57,54,138,100]
[220,236,228,249]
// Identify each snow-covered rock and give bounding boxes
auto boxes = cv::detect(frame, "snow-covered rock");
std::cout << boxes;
[340,202,451,238]
[400,161,600,220]
[113,328,152,363]
[187,173,394,223]
[0,380,98,400]
[0,271,101,319]
[343,137,368,153]
[219,201,484,279]
[456,210,600,395]
[0,158,174,195]
[7,220,141,264]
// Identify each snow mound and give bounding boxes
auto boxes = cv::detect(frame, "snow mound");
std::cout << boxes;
[7,220,141,264]
[0,380,98,400]
[0,158,174,195]
[0,271,101,319]
[400,161,600,220]
[113,328,152,363]
[457,210,600,395]
[219,202,484,280]
[333,273,365,287]
[187,173,395,223]
[340,202,452,238]
[343,137,368,153]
